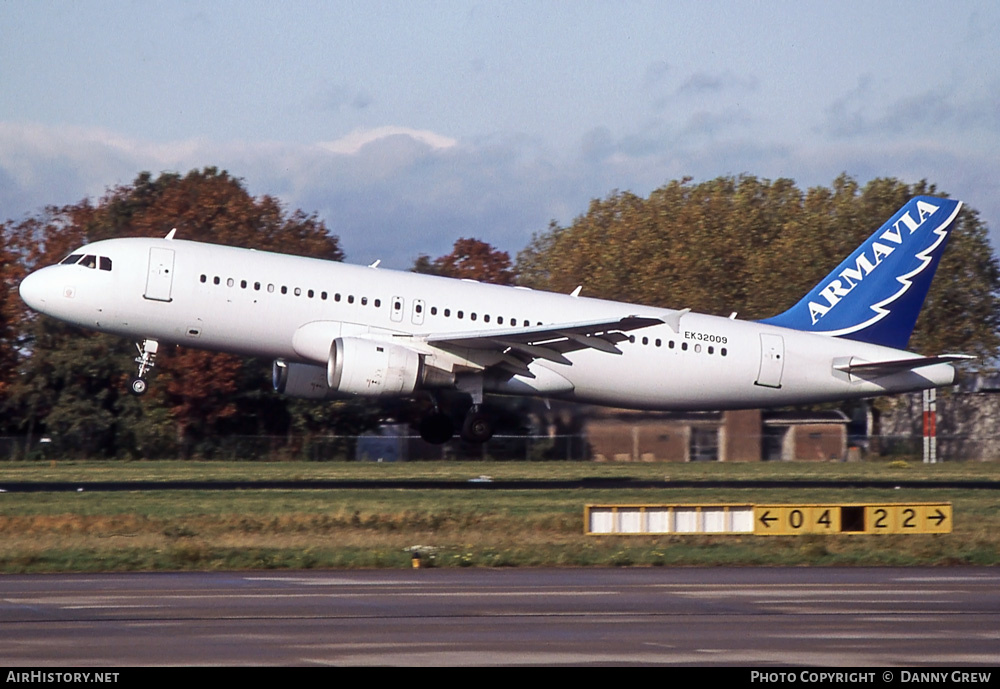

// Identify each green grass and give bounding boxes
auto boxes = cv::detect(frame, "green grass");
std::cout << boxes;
[0,460,998,572]
[2,457,999,482]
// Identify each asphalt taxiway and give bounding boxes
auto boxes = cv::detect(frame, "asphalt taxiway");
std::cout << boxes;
[2,567,998,666]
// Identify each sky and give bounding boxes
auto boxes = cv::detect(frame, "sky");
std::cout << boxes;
[2,1,999,269]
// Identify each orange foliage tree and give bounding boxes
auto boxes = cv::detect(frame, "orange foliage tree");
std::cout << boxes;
[2,168,345,456]
[412,237,516,285]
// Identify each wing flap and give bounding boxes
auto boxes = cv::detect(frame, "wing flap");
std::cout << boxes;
[402,314,671,372]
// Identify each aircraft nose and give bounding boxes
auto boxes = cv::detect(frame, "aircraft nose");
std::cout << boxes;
[19,269,52,312]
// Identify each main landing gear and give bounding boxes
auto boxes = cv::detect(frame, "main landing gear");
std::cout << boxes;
[461,405,494,443]
[417,403,495,445]
[418,413,454,445]
[129,338,159,396]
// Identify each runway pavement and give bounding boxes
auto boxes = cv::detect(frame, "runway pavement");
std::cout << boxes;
[2,567,998,666]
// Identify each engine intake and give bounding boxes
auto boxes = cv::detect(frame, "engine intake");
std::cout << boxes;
[328,337,423,397]
[274,338,453,400]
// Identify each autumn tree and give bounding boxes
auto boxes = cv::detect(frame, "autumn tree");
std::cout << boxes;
[413,237,516,285]
[0,226,25,409]
[3,168,346,456]
[517,175,1000,359]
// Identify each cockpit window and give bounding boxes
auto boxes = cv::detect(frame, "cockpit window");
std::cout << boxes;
[60,252,111,270]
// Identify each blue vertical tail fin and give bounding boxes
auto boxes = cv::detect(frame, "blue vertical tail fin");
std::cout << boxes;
[761,196,962,349]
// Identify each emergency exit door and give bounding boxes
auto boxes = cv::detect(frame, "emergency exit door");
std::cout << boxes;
[755,333,785,388]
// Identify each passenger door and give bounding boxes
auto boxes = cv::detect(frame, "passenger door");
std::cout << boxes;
[144,248,175,302]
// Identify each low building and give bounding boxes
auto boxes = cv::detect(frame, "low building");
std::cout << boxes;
[586,408,849,462]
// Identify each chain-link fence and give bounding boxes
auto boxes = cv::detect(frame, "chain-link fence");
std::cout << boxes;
[0,433,593,462]
[1,431,997,462]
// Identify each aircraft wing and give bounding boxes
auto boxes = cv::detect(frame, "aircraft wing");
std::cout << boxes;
[834,354,975,378]
[412,314,672,375]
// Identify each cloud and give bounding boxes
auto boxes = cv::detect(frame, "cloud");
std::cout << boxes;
[675,71,758,98]
[2,118,998,275]
[318,126,458,155]
[0,122,551,267]
[822,77,1000,141]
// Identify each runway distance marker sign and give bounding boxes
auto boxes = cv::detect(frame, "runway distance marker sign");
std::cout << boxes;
[585,503,951,535]
[753,503,951,535]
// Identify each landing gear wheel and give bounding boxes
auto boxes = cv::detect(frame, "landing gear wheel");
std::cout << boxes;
[129,338,159,396]
[419,413,455,445]
[461,409,494,443]
[129,376,148,396]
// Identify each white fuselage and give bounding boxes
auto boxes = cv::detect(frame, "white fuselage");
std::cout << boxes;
[18,237,955,410]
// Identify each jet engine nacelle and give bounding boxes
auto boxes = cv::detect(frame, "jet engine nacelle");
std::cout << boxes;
[272,360,342,399]
[328,337,423,397]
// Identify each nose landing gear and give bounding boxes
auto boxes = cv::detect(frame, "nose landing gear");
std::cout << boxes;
[129,339,159,396]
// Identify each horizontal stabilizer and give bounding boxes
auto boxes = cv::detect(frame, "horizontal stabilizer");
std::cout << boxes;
[834,354,975,377]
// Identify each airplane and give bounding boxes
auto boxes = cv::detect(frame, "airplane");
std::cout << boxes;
[18,195,972,444]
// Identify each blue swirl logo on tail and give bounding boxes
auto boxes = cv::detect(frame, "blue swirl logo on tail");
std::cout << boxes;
[762,196,963,350]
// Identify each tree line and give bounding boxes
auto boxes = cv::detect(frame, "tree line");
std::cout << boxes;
[2,169,996,458]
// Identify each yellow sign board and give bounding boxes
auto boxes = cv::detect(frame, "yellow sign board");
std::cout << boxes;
[754,503,951,535]
[584,503,952,535]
